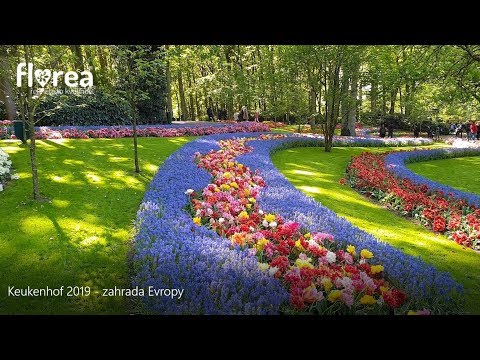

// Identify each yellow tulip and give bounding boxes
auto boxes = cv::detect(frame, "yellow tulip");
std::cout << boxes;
[327,290,341,302]
[360,294,376,305]
[360,249,374,259]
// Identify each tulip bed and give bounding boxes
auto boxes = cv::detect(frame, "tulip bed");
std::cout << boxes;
[34,122,270,140]
[132,133,463,315]
[344,148,480,250]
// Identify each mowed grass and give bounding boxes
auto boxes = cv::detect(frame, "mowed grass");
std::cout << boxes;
[0,137,192,314]
[407,156,480,195]
[272,146,480,314]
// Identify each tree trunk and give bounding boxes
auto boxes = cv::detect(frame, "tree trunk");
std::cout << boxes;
[0,47,17,120]
[195,92,201,119]
[187,70,195,121]
[308,88,316,114]
[389,88,397,114]
[175,88,180,120]
[165,45,173,123]
[370,80,378,113]
[381,86,387,115]
[347,65,359,136]
[228,93,234,119]
[132,106,140,173]
[324,63,341,152]
[399,86,404,115]
[84,46,97,84]
[357,82,362,119]
[28,112,40,199]
[340,74,349,119]
[405,82,412,119]
[98,47,108,86]
[69,45,84,71]
[24,45,40,199]
[177,69,187,121]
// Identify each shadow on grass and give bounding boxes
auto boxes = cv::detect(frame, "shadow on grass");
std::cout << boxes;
[0,137,193,314]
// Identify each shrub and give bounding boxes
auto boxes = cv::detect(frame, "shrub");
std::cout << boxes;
[35,91,133,127]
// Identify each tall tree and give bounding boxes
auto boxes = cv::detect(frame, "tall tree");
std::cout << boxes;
[15,45,68,198]
[69,45,84,71]
[115,45,165,173]
[0,46,17,120]
[165,45,173,123]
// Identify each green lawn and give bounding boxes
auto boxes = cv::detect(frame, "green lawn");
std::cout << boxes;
[407,156,480,195]
[272,146,480,314]
[0,137,192,314]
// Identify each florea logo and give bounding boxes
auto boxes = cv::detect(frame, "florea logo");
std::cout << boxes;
[16,63,93,88]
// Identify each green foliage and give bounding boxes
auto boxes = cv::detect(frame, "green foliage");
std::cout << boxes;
[35,91,133,126]
[114,45,167,123]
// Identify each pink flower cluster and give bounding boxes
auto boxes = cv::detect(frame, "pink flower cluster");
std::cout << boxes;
[187,135,410,314]
[34,123,271,140]
[0,120,13,139]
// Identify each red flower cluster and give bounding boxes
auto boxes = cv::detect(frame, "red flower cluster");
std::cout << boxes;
[345,152,480,250]
[187,136,408,314]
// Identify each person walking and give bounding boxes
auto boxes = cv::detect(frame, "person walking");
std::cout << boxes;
[242,105,249,122]
[207,107,214,122]
[413,124,420,138]
[477,122,480,140]
[254,108,260,122]
[387,123,394,138]
[379,124,386,138]
[470,121,478,141]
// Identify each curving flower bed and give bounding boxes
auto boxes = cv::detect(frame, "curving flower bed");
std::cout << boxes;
[34,122,270,140]
[133,133,463,314]
[188,135,413,314]
[345,149,480,250]
[384,148,480,208]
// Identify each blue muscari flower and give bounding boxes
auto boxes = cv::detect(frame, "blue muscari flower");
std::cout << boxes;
[132,132,463,314]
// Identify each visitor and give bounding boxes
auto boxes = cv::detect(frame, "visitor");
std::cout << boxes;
[470,121,478,141]
[413,124,420,138]
[426,126,433,139]
[234,111,240,122]
[379,124,386,138]
[242,106,249,122]
[463,123,470,139]
[435,124,441,141]
[254,108,260,122]
[217,109,222,122]
[387,123,394,138]
[455,123,462,138]
[207,107,214,122]
[450,123,456,135]
[477,123,480,140]
[238,108,244,122]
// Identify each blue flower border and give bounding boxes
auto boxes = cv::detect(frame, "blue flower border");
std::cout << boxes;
[132,133,463,314]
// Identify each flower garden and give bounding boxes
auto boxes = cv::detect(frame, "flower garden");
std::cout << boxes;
[131,132,467,315]
[1,123,479,315]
